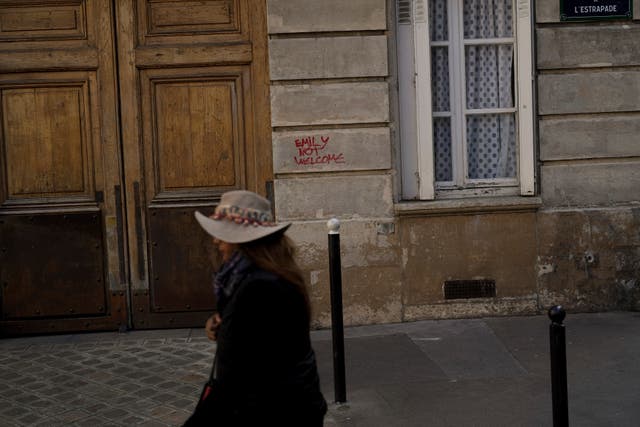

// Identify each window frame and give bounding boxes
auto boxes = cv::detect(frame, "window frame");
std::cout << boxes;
[398,0,535,200]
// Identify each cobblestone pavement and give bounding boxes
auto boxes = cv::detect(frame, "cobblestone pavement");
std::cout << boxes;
[0,329,213,427]
[3,312,640,426]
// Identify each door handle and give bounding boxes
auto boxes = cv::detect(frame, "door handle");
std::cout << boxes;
[114,185,126,284]
[133,181,146,281]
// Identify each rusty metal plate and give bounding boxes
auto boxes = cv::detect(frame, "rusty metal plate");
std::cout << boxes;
[0,212,107,319]
[147,207,217,313]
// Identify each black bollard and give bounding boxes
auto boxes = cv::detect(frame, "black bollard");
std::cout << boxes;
[327,218,347,403]
[548,305,569,427]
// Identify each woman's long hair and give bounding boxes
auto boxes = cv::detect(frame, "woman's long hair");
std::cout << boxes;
[239,231,311,320]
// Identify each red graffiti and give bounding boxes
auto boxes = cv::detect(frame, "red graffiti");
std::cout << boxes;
[294,136,329,156]
[294,153,345,165]
[292,135,345,166]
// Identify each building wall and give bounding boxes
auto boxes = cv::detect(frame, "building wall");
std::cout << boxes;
[267,0,403,327]
[535,0,640,311]
[400,210,539,320]
[266,0,640,327]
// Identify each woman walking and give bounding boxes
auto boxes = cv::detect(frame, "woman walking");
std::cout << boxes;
[184,190,327,426]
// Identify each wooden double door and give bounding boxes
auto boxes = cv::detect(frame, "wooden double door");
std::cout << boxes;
[0,0,272,335]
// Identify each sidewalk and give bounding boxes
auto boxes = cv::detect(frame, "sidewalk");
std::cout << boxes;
[1,311,639,426]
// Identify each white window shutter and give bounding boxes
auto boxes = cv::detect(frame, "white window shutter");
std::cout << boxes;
[516,0,535,195]
[398,0,419,199]
[413,0,436,199]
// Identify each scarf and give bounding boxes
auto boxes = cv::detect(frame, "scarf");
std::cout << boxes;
[212,251,252,303]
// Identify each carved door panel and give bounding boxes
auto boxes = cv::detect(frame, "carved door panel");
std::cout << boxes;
[115,0,272,328]
[0,1,126,335]
[0,0,271,334]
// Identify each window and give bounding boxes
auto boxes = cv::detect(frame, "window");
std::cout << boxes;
[397,0,534,200]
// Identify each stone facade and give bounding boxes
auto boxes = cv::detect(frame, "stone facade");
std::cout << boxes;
[535,0,640,313]
[268,0,400,327]
[266,0,640,327]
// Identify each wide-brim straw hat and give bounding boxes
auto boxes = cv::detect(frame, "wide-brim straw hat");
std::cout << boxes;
[194,190,290,244]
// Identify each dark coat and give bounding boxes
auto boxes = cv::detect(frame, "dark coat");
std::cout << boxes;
[207,264,327,425]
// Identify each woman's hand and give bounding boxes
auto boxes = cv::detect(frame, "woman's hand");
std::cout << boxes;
[205,313,222,341]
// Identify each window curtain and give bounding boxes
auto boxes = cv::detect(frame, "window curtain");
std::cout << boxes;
[429,0,452,182]
[464,0,517,179]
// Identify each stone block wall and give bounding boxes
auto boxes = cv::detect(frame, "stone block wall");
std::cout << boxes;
[535,0,640,310]
[400,210,539,320]
[267,0,401,326]
[264,0,640,327]
[537,208,640,311]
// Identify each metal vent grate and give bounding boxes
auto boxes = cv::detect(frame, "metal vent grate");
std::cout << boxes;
[444,280,496,300]
[397,0,412,24]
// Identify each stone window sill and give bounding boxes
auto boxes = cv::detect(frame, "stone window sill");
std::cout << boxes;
[395,196,542,217]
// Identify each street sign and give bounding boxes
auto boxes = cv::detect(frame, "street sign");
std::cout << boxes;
[560,0,632,21]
